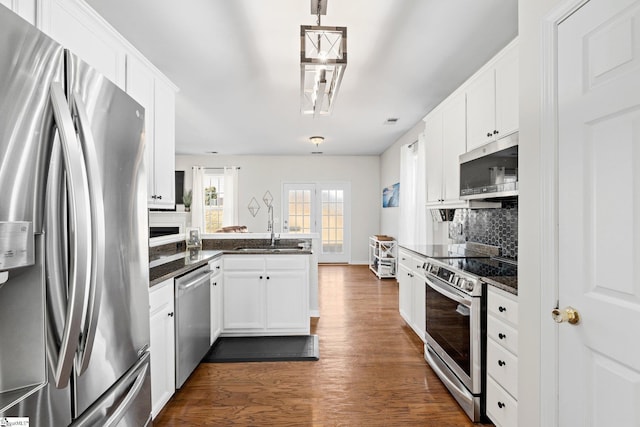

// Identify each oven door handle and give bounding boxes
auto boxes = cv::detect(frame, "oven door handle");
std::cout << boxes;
[425,276,471,307]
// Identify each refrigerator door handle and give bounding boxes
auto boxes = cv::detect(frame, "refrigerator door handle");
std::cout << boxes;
[71,94,106,375]
[48,82,93,388]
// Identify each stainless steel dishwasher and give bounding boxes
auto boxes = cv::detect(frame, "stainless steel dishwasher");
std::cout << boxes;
[175,264,212,388]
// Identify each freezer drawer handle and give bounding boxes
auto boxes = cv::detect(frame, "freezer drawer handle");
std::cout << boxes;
[47,82,92,388]
[105,357,148,427]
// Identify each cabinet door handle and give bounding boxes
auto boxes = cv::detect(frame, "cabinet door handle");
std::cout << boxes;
[168,312,174,317]
[498,360,506,367]
[498,401,506,409]
[498,333,506,340]
[493,129,499,135]
[259,276,263,279]
[157,195,162,200]
[498,306,507,313]
[266,276,270,280]
[487,132,493,137]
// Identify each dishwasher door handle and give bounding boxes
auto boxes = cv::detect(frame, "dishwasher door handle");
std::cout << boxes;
[178,270,213,292]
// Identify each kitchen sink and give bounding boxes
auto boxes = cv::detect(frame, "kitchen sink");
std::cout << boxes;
[233,247,305,253]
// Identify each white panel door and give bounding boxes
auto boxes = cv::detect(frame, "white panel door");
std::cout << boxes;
[557,1,640,425]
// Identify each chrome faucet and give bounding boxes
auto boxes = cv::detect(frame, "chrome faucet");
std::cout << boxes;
[268,205,276,247]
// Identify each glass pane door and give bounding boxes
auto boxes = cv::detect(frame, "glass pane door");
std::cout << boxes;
[282,182,350,263]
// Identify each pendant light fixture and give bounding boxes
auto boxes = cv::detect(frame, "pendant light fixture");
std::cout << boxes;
[300,0,347,117]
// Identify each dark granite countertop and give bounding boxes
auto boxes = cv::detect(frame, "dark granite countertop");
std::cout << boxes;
[149,245,312,288]
[149,249,223,287]
[399,243,518,295]
[399,243,491,259]
[483,276,518,295]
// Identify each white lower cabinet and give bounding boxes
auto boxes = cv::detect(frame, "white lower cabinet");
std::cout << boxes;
[397,248,427,341]
[209,257,223,345]
[222,255,310,336]
[148,278,175,419]
[486,286,519,427]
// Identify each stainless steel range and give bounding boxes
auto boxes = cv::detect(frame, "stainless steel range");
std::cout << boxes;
[423,252,517,422]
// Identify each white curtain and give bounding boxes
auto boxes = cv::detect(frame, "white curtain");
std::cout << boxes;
[191,166,205,232]
[223,166,239,226]
[398,137,427,246]
[414,136,427,246]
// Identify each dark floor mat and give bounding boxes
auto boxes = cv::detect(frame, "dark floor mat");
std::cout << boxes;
[202,335,319,363]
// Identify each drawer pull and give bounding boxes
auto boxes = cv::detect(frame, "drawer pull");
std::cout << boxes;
[498,333,506,340]
[498,306,507,313]
[498,401,506,409]
[498,359,506,367]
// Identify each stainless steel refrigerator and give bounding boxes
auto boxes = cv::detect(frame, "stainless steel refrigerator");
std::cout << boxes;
[0,5,151,426]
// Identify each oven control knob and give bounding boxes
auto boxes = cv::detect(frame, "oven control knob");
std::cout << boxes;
[464,281,475,292]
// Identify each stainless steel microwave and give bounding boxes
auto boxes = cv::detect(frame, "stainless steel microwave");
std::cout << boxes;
[459,133,518,200]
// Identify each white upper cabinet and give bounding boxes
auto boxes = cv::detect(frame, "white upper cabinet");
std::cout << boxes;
[425,92,466,206]
[126,56,176,208]
[425,111,443,205]
[151,80,176,208]
[441,93,466,202]
[1,0,36,25]
[35,0,177,208]
[465,40,519,151]
[40,0,126,88]
[466,70,496,150]
[494,45,519,140]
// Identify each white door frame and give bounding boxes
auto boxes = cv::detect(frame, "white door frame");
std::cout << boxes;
[539,1,592,425]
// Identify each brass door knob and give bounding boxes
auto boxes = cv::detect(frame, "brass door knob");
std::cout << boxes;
[552,307,580,325]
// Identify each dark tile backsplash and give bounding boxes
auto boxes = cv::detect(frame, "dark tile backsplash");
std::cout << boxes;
[448,200,518,259]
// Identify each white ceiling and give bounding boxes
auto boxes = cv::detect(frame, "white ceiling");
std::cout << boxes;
[85,0,518,156]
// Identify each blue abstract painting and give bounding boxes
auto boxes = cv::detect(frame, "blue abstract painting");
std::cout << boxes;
[382,182,400,208]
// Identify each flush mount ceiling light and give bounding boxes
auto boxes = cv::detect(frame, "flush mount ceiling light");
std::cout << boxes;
[310,135,324,154]
[309,136,324,145]
[300,0,347,117]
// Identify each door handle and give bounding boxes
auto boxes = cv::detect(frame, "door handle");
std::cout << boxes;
[72,93,106,375]
[552,306,580,325]
[48,82,92,388]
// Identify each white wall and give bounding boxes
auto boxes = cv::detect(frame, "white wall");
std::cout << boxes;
[379,121,424,239]
[176,154,380,264]
[518,1,564,426]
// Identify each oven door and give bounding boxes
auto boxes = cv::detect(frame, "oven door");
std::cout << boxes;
[424,274,481,394]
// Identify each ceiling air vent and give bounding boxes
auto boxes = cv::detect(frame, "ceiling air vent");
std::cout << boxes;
[384,118,399,125]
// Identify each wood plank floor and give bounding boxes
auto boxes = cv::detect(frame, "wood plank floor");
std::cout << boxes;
[154,264,491,426]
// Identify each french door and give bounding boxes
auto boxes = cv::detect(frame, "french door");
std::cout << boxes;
[282,182,350,263]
